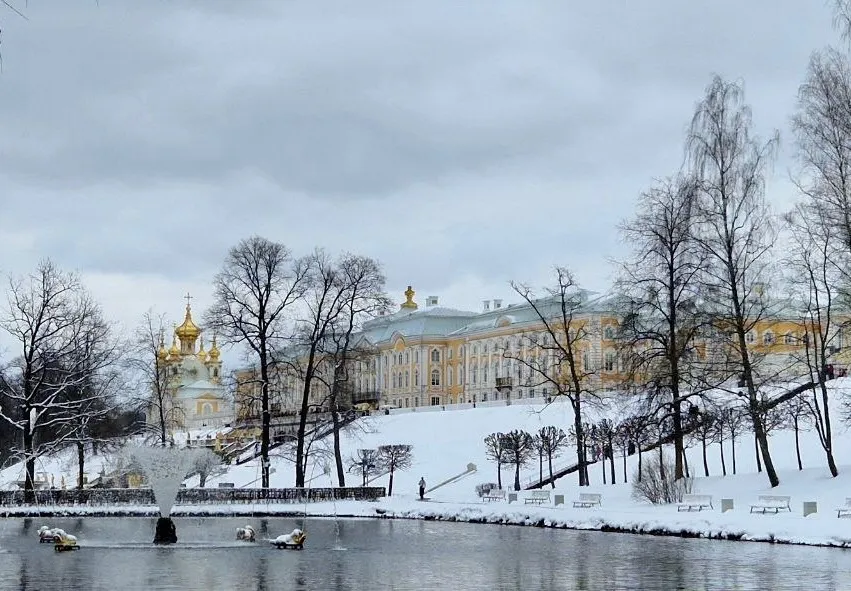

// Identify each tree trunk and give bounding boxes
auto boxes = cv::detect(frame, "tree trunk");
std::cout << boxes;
[731,432,737,475]
[77,442,85,490]
[818,381,839,477]
[622,448,628,483]
[259,350,271,489]
[496,461,502,489]
[658,439,665,481]
[637,447,643,482]
[547,453,555,489]
[608,445,616,485]
[701,433,709,477]
[682,447,690,478]
[514,461,521,491]
[388,467,395,496]
[539,451,543,485]
[794,416,803,471]
[23,412,35,504]
[753,416,780,487]
[199,471,207,488]
[332,405,345,487]
[754,431,762,473]
[601,456,607,485]
[671,394,684,479]
[719,440,727,476]
[573,403,587,486]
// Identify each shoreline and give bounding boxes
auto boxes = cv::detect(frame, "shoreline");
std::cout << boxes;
[5,501,851,551]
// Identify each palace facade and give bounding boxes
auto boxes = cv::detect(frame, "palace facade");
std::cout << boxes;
[233,286,822,420]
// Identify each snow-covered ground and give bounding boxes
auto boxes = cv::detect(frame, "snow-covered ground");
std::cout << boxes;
[5,379,851,548]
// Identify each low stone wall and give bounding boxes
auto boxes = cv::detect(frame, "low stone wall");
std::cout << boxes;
[0,486,385,507]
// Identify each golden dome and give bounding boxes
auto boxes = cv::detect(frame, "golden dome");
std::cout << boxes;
[175,304,201,342]
[168,333,180,357]
[197,337,208,362]
[157,332,168,361]
[208,334,220,361]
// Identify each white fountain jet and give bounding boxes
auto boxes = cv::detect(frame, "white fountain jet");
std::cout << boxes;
[124,444,204,518]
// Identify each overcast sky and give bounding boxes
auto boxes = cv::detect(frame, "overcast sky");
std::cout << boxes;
[0,0,840,362]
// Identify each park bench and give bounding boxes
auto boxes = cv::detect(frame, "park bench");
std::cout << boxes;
[677,494,714,512]
[572,493,602,508]
[524,490,551,505]
[837,498,851,518]
[483,489,506,502]
[749,495,791,514]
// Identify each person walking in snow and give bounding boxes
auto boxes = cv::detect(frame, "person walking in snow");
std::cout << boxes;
[418,477,426,500]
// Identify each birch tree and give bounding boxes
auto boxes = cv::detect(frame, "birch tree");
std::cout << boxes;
[686,76,783,487]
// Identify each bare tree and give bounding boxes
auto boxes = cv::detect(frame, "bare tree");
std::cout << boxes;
[834,0,851,43]
[719,406,746,475]
[533,426,569,489]
[0,260,112,501]
[125,311,179,446]
[483,432,508,490]
[783,394,810,471]
[347,448,381,486]
[59,316,124,489]
[285,249,352,487]
[506,267,599,486]
[206,236,310,489]
[500,430,534,491]
[320,254,391,487]
[686,75,784,487]
[617,175,707,480]
[376,444,413,496]
[595,419,618,485]
[784,206,841,476]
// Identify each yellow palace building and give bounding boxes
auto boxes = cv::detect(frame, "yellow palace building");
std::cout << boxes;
[233,286,830,421]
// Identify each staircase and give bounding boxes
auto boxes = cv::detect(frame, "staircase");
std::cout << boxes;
[425,463,477,494]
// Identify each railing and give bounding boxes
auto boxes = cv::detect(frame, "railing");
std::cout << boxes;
[0,486,385,507]
[495,377,514,388]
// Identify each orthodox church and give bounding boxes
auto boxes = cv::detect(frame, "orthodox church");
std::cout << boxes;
[149,296,234,434]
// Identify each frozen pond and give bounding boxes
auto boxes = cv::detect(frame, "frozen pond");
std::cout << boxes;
[1,516,851,590]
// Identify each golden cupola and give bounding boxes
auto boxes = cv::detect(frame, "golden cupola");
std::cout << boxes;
[197,337,208,362]
[168,332,180,358]
[175,296,201,355]
[208,334,220,362]
[157,331,168,361]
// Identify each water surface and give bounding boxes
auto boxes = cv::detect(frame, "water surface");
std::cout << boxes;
[0,517,849,590]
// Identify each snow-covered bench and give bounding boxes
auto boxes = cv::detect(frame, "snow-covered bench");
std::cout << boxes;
[750,495,791,514]
[572,493,602,508]
[524,490,550,505]
[483,489,506,502]
[837,498,851,518]
[677,494,713,512]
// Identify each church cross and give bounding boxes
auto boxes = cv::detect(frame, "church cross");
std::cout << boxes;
[184,292,193,307]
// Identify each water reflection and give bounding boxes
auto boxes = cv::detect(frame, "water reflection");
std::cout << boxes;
[2,517,851,590]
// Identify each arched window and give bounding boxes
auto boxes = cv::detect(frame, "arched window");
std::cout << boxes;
[405,371,409,388]
[201,403,213,416]
[763,331,774,346]
[415,350,419,363]
[784,332,795,345]
[414,370,419,386]
[405,351,409,364]
[431,349,440,363]
[431,369,440,386]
